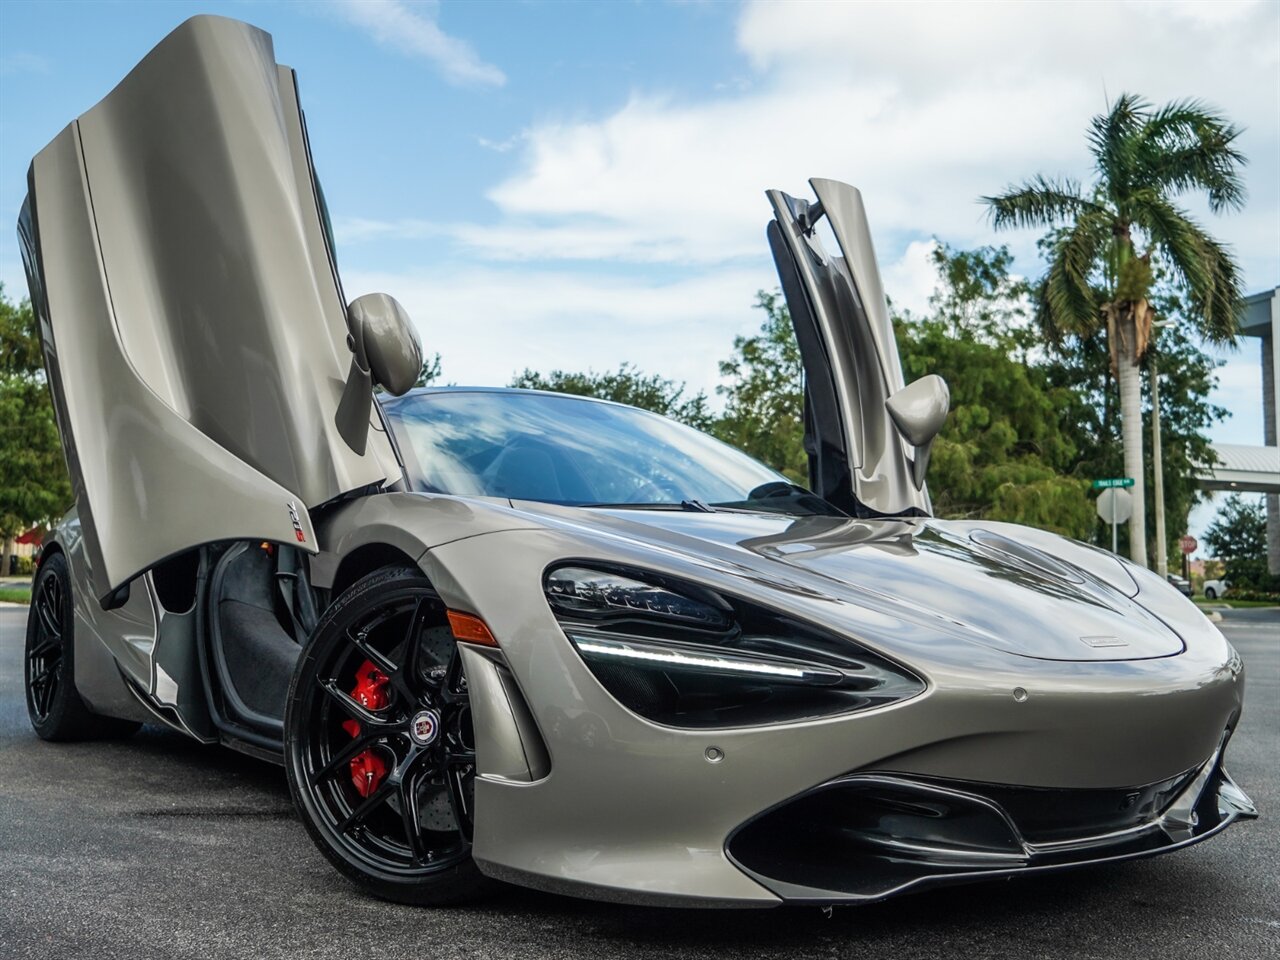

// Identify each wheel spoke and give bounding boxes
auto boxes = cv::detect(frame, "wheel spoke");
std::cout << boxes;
[345,620,422,709]
[448,754,476,771]
[30,675,47,714]
[45,676,59,715]
[401,598,427,687]
[337,777,398,833]
[343,627,399,678]
[430,647,465,704]
[37,670,58,717]
[444,737,476,767]
[445,763,473,841]
[29,635,60,658]
[35,595,60,639]
[317,678,398,728]
[399,768,426,864]
[310,731,389,786]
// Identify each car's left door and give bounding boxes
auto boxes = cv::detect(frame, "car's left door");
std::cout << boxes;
[17,16,399,609]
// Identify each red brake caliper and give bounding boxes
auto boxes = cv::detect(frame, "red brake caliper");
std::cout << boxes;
[343,659,390,797]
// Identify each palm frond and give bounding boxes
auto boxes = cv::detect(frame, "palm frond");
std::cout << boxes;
[1136,99,1247,213]
[982,175,1102,231]
[1087,93,1149,201]
[1188,233,1244,343]
[1131,191,1243,342]
[1035,210,1110,340]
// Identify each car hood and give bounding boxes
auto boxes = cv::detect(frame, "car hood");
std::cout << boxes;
[506,502,1185,662]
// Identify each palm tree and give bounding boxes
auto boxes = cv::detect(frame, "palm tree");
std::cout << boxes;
[983,94,1245,567]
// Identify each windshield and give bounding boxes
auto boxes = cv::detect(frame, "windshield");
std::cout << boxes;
[381,391,841,517]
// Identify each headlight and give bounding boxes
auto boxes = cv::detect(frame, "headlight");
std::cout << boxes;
[545,565,924,728]
[545,567,731,630]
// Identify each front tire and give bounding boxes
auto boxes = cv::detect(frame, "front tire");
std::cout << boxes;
[1205,587,1217,600]
[284,566,489,906]
[24,553,140,741]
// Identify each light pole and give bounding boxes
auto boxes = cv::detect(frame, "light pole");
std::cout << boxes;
[1150,319,1178,579]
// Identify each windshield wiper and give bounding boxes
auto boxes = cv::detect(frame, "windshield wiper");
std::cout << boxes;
[584,500,716,513]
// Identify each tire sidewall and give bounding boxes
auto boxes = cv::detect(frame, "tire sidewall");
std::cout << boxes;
[25,554,73,737]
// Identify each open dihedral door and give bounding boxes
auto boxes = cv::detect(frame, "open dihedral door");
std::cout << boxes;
[17,16,398,607]
[767,179,945,518]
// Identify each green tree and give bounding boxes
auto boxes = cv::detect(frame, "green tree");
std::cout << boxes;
[1203,495,1271,590]
[983,94,1246,567]
[0,284,72,575]
[713,291,807,481]
[1045,287,1226,561]
[510,362,713,431]
[922,242,1033,345]
[896,315,1093,537]
[414,353,443,387]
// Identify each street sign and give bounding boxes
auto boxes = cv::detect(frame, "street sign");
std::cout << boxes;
[1180,535,1198,555]
[1096,488,1133,524]
[1096,488,1133,556]
[1092,477,1135,489]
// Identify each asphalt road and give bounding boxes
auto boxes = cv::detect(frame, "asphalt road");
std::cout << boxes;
[1,605,1276,960]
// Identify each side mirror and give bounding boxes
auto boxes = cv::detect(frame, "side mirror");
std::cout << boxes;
[348,293,422,395]
[335,293,423,454]
[885,374,949,490]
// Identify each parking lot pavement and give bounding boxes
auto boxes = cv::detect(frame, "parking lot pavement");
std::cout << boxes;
[1,603,1276,960]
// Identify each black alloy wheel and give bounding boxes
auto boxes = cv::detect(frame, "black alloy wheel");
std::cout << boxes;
[284,566,490,905]
[24,552,139,741]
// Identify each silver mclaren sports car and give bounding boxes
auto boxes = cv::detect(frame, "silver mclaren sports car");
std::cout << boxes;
[18,16,1254,908]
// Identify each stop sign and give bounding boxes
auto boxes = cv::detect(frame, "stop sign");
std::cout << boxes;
[1180,535,1198,555]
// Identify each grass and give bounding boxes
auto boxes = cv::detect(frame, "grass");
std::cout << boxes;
[0,587,31,604]
[1193,597,1279,610]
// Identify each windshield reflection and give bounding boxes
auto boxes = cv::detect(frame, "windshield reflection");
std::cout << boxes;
[381,390,841,518]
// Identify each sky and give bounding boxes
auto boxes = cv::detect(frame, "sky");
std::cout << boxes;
[0,0,1276,538]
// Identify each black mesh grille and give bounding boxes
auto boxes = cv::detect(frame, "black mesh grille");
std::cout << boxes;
[917,772,1198,844]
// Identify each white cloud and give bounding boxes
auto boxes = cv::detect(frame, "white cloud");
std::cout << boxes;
[344,264,774,399]
[476,133,524,153]
[881,240,941,317]
[333,216,443,245]
[335,0,1277,446]
[343,238,949,399]
[459,0,1276,285]
[0,52,50,76]
[335,0,505,88]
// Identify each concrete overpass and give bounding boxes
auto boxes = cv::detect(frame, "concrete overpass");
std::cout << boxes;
[1196,287,1280,574]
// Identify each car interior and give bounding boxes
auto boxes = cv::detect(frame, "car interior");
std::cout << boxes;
[204,541,318,744]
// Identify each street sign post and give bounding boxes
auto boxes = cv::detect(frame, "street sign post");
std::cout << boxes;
[1179,535,1198,580]
[1096,487,1133,556]
[1092,477,1135,490]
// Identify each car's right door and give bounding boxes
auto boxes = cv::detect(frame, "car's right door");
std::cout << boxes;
[766,178,934,518]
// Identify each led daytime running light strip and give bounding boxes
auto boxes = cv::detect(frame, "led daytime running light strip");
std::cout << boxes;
[569,634,841,685]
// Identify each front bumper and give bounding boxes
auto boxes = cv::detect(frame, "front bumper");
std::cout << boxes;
[423,528,1253,908]
[727,742,1257,904]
